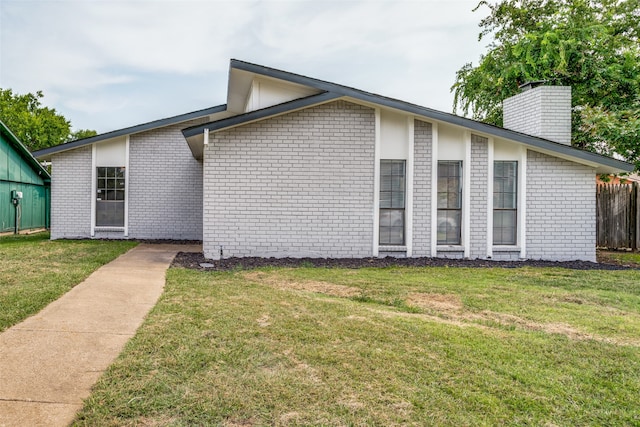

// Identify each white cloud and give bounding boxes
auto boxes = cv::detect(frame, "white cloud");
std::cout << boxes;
[0,0,488,132]
[75,1,255,73]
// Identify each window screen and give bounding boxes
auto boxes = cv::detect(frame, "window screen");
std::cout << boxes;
[437,161,462,245]
[96,167,125,227]
[493,161,517,245]
[379,160,405,245]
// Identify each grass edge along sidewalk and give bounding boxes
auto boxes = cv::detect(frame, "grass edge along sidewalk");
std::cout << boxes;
[0,232,137,332]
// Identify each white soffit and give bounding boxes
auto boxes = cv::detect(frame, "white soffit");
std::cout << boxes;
[227,68,322,113]
[185,110,234,159]
[342,97,619,173]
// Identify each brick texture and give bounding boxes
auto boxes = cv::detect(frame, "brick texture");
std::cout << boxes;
[412,120,432,256]
[503,86,571,145]
[128,119,207,240]
[437,250,465,259]
[50,147,92,239]
[469,134,488,258]
[202,100,375,260]
[526,150,596,261]
[492,250,521,261]
[49,118,208,241]
[48,101,597,263]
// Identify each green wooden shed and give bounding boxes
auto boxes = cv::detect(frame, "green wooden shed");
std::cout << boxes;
[0,120,50,233]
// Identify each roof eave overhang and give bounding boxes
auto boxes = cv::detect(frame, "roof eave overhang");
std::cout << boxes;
[182,92,342,160]
[343,96,632,174]
[190,87,634,173]
[0,120,51,180]
[225,59,633,174]
[33,105,228,160]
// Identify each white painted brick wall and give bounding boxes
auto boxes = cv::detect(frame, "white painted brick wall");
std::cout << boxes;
[412,120,432,256]
[470,134,488,258]
[50,147,92,239]
[526,150,596,261]
[49,118,207,241]
[48,102,596,263]
[503,86,572,145]
[202,100,375,259]
[437,250,465,259]
[128,119,206,240]
[491,250,521,261]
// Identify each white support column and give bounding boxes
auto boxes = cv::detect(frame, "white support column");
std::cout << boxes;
[124,135,130,237]
[463,131,472,259]
[487,138,494,258]
[519,146,527,259]
[90,144,96,237]
[406,116,415,257]
[430,122,439,257]
[372,108,381,257]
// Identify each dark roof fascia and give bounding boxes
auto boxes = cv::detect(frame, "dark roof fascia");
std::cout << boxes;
[230,59,467,119]
[229,59,634,172]
[355,92,634,171]
[33,104,227,158]
[182,92,341,138]
[231,59,368,95]
[0,120,51,180]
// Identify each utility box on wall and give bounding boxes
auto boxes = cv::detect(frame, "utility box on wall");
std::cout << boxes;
[0,120,50,233]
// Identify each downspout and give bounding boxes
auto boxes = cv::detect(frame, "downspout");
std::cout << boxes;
[45,184,50,229]
[14,202,18,234]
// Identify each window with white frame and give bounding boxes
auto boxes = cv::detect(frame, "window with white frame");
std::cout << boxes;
[96,166,125,227]
[437,161,462,245]
[379,160,405,245]
[493,161,517,245]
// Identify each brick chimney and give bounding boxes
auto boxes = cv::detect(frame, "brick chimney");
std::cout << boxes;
[503,83,572,145]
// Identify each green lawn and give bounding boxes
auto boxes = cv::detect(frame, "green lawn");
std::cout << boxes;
[0,232,137,332]
[75,264,640,426]
[598,250,640,268]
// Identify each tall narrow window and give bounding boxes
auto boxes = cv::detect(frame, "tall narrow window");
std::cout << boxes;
[437,161,462,245]
[493,161,517,245]
[96,166,125,227]
[379,160,405,245]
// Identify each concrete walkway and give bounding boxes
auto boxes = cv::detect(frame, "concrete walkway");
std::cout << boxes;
[0,243,200,427]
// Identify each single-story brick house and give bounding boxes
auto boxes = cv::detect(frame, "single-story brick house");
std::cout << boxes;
[34,59,633,261]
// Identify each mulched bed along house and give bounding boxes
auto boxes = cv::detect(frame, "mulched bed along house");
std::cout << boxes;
[172,252,639,272]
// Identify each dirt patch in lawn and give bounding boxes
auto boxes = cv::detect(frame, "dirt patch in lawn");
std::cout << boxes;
[407,292,464,313]
[464,311,585,338]
[401,299,639,345]
[243,271,361,298]
[282,348,322,383]
[224,418,255,427]
[256,314,271,327]
[377,303,639,346]
[404,293,592,341]
[471,310,640,346]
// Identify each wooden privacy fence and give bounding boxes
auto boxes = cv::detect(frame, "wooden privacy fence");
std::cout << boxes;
[596,182,639,250]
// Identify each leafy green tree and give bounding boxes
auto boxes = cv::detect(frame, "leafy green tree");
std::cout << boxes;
[0,88,96,152]
[452,0,640,169]
[71,128,98,141]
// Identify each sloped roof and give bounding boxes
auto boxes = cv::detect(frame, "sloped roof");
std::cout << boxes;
[183,59,634,174]
[0,120,51,182]
[33,105,227,160]
[31,59,634,174]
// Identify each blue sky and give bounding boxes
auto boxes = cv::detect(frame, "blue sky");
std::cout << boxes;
[0,0,489,134]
